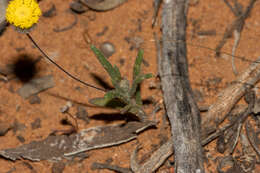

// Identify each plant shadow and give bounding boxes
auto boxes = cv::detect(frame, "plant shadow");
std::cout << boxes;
[9,54,41,83]
[90,73,114,90]
[90,112,140,122]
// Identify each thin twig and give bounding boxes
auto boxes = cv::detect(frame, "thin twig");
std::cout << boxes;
[152,0,162,27]
[223,0,241,16]
[231,30,241,75]
[229,123,242,154]
[216,0,257,56]
[53,13,77,32]
[26,33,106,92]
[245,120,260,159]
[91,162,131,173]
[66,112,79,132]
[153,32,162,77]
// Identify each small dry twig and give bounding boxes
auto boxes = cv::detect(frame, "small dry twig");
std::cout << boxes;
[245,120,260,159]
[217,0,257,75]
[201,56,260,138]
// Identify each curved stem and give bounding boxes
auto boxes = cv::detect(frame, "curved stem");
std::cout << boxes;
[26,33,106,92]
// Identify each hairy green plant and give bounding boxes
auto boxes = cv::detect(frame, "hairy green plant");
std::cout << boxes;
[89,45,153,121]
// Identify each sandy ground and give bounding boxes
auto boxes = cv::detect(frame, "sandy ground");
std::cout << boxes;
[0,0,260,172]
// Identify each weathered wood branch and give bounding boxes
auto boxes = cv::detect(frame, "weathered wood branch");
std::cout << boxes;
[130,105,250,172]
[159,0,205,172]
[201,57,260,138]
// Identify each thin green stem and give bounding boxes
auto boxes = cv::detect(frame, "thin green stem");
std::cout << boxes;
[26,33,106,92]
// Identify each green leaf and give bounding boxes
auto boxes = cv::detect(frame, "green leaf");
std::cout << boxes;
[89,90,118,106]
[120,104,132,114]
[91,45,121,85]
[130,73,153,97]
[135,90,142,105]
[113,64,121,80]
[89,90,128,108]
[89,97,109,107]
[104,90,117,100]
[133,49,143,81]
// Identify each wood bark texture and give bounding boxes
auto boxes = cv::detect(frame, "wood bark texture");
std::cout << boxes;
[160,0,205,172]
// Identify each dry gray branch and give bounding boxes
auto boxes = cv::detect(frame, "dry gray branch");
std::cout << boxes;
[130,104,250,172]
[159,0,205,172]
[201,57,260,138]
[130,141,172,173]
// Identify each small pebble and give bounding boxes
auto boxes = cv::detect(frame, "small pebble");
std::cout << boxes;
[43,4,57,18]
[119,58,125,66]
[100,42,116,58]
[126,36,144,50]
[31,118,42,130]
[17,75,55,99]
[15,47,25,52]
[29,95,41,104]
[16,135,25,143]
[60,106,69,113]
[60,101,73,113]
[12,120,26,134]
[0,122,11,136]
[76,106,89,124]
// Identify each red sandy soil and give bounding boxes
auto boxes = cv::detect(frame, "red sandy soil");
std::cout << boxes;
[0,0,260,172]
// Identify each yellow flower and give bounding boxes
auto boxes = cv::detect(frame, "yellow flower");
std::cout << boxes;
[6,0,41,30]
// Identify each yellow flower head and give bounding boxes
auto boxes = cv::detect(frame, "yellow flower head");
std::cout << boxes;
[6,0,41,30]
